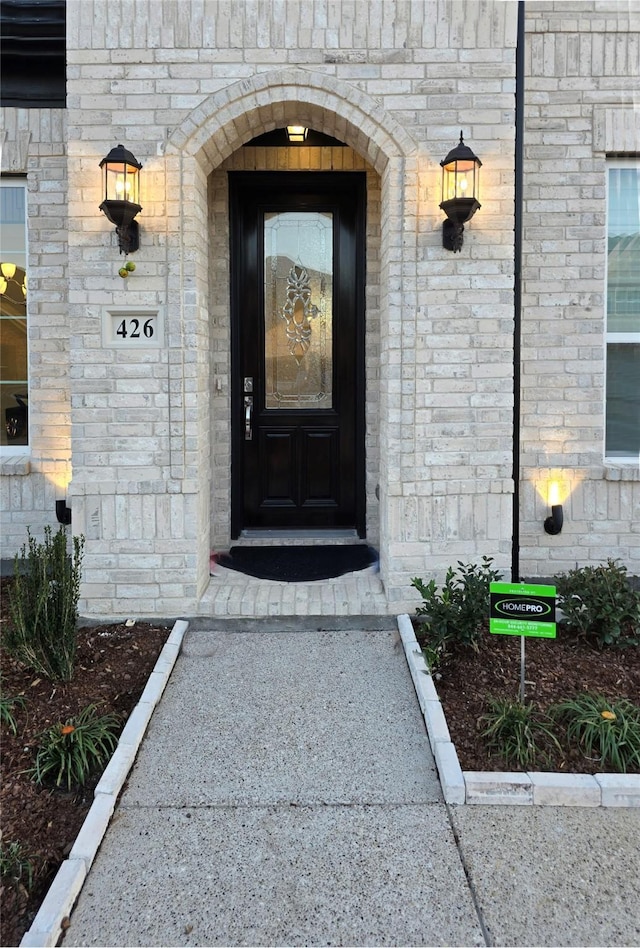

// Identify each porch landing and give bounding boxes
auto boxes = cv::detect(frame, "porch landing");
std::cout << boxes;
[197,562,414,618]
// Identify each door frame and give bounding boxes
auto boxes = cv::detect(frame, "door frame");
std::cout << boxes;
[229,171,367,538]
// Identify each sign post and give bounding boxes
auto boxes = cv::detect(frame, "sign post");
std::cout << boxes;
[490,582,556,702]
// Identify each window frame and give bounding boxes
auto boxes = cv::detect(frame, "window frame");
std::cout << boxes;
[0,176,30,455]
[604,159,640,465]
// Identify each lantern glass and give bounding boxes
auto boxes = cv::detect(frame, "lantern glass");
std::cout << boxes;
[103,160,140,205]
[442,158,479,203]
[286,125,308,143]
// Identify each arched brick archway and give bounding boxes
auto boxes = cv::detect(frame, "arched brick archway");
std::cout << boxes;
[165,67,420,599]
[167,67,417,173]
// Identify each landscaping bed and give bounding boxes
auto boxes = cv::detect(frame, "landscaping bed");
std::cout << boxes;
[0,575,170,947]
[411,559,640,776]
[415,618,640,774]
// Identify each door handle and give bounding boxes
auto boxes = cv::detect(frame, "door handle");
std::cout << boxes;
[244,395,253,440]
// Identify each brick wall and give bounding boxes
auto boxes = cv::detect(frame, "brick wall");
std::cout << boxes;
[2,1,637,617]
[520,0,640,576]
[0,107,71,552]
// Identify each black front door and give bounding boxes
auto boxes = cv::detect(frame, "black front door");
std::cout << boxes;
[229,172,365,537]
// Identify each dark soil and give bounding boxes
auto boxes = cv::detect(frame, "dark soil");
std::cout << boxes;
[415,620,640,774]
[0,576,170,947]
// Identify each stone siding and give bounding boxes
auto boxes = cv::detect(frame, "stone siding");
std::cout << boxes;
[520,0,640,576]
[0,107,71,552]
[0,0,637,617]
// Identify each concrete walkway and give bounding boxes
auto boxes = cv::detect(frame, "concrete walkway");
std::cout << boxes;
[64,626,640,948]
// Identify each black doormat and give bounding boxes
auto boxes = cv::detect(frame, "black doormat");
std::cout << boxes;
[216,544,378,582]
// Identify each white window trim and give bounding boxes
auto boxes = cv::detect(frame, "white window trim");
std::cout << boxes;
[604,159,640,466]
[0,177,30,458]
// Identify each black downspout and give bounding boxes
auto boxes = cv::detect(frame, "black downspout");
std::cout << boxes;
[512,0,525,582]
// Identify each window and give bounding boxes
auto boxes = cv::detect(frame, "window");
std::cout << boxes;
[606,162,640,462]
[0,180,28,449]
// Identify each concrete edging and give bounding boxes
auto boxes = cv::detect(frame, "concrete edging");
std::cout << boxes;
[397,613,640,808]
[19,619,189,948]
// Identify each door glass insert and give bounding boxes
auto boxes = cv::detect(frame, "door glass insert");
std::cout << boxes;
[264,211,333,409]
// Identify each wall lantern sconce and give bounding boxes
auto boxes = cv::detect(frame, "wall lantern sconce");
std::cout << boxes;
[286,125,308,143]
[544,504,564,536]
[99,144,143,254]
[543,482,563,535]
[56,499,72,526]
[544,504,564,535]
[439,132,482,252]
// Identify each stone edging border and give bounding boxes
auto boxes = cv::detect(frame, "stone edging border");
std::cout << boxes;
[19,619,190,948]
[397,614,640,808]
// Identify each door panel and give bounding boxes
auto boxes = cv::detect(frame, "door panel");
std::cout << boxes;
[230,172,365,536]
[301,428,339,505]
[261,429,296,506]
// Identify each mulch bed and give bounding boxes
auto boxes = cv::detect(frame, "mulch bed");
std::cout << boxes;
[416,619,640,774]
[2,572,639,945]
[0,576,170,947]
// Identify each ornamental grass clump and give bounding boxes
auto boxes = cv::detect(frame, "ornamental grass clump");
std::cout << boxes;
[0,840,35,894]
[4,526,84,681]
[480,697,562,770]
[30,704,121,791]
[0,683,26,736]
[551,693,640,773]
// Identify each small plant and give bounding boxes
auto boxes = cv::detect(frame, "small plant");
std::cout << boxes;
[551,693,640,773]
[0,840,35,893]
[555,560,640,648]
[420,638,449,674]
[412,557,502,659]
[480,697,562,769]
[30,704,121,790]
[4,525,84,681]
[0,682,26,735]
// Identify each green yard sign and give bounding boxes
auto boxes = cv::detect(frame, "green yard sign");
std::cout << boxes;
[490,582,557,638]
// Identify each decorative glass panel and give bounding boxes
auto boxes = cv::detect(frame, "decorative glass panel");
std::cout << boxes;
[264,211,333,410]
[1,185,28,446]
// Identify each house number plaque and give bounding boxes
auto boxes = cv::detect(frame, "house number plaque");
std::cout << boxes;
[103,307,164,348]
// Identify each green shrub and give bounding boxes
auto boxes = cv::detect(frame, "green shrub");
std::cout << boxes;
[555,560,640,648]
[412,557,502,660]
[551,693,640,773]
[30,704,121,791]
[480,697,562,769]
[0,683,26,736]
[0,840,35,893]
[4,526,84,681]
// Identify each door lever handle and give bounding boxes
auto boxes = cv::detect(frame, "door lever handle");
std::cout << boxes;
[244,395,253,440]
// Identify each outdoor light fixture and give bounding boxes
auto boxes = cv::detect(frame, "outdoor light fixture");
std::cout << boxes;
[99,144,143,254]
[544,480,564,534]
[56,499,72,526]
[286,125,308,143]
[544,504,564,535]
[439,131,482,252]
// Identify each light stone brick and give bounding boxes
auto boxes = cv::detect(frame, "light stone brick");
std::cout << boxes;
[595,774,640,807]
[529,772,601,807]
[2,1,637,618]
[464,772,534,805]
